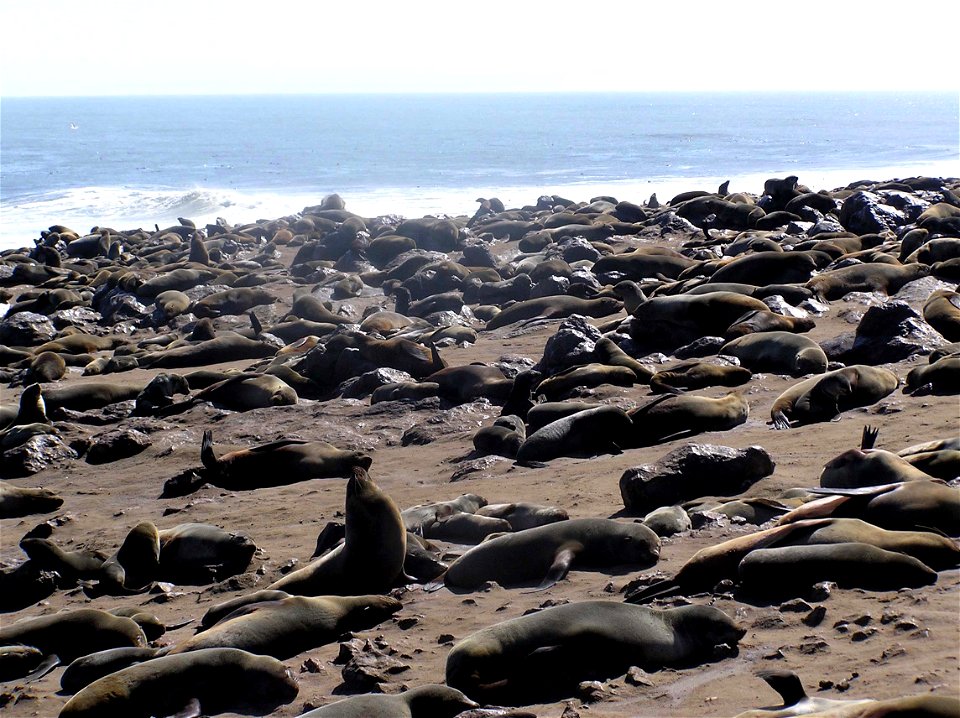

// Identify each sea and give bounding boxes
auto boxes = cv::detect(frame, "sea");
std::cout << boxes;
[1,92,958,250]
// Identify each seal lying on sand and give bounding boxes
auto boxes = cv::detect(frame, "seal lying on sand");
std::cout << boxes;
[169,594,401,659]
[298,684,478,717]
[771,365,898,429]
[199,431,372,490]
[440,518,660,590]
[59,647,299,718]
[445,601,744,704]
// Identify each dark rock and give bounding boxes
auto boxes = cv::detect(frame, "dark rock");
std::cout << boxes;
[848,300,946,364]
[336,638,410,693]
[50,306,102,330]
[619,443,775,514]
[673,336,726,359]
[1,434,78,478]
[536,315,601,374]
[85,428,151,464]
[803,606,827,627]
[530,275,570,299]
[340,368,413,399]
[93,287,152,324]
[819,332,856,363]
[839,191,908,234]
[0,311,57,346]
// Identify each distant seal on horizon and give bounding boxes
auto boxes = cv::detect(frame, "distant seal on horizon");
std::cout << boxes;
[198,430,372,491]
[267,466,407,595]
[441,518,660,590]
[720,331,828,377]
[59,647,299,718]
[770,365,898,429]
[169,594,401,659]
[299,684,479,717]
[445,601,744,704]
[0,608,147,663]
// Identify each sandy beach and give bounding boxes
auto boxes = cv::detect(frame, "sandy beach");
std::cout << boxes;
[1,176,958,718]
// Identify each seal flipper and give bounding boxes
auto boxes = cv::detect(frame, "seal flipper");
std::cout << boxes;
[23,653,61,683]
[861,424,879,450]
[623,579,682,604]
[200,430,218,471]
[757,670,808,707]
[166,697,202,718]
[771,410,792,431]
[524,545,578,593]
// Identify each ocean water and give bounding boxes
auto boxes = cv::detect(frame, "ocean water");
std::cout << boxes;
[1,92,957,250]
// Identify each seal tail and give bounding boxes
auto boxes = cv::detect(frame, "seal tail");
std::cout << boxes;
[200,430,218,470]
[757,670,808,708]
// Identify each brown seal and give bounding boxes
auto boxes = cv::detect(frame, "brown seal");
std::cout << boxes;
[59,647,299,718]
[805,262,930,300]
[169,594,401,659]
[0,608,147,663]
[199,430,372,491]
[298,684,478,717]
[626,391,749,447]
[923,289,960,341]
[720,331,828,376]
[440,518,660,590]
[445,601,744,704]
[484,296,623,330]
[267,467,407,595]
[770,365,898,429]
[649,361,752,393]
[0,479,63,519]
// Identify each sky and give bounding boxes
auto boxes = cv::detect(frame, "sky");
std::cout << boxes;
[2,1,960,97]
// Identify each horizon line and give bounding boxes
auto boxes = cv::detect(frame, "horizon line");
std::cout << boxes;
[4,89,958,100]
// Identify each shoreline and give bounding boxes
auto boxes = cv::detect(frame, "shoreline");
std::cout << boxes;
[2,160,958,251]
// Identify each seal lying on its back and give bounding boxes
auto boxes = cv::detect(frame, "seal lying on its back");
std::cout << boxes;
[441,518,660,590]
[299,685,479,717]
[200,430,372,489]
[445,601,744,704]
[59,647,299,718]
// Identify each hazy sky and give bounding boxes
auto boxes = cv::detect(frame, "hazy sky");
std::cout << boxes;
[3,1,960,96]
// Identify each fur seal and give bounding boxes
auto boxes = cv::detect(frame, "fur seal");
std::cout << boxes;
[445,601,744,703]
[649,361,752,393]
[0,644,46,682]
[96,521,161,593]
[170,594,401,659]
[267,467,406,595]
[298,684,479,717]
[166,372,297,412]
[41,381,143,412]
[805,262,930,300]
[191,287,276,318]
[904,354,959,395]
[0,609,147,662]
[475,502,569,531]
[18,538,107,583]
[628,291,770,350]
[720,331,828,376]
[154,289,191,320]
[771,365,898,429]
[156,523,257,583]
[473,416,525,459]
[724,309,816,338]
[923,289,960,341]
[60,647,163,695]
[59,647,299,718]
[26,351,67,382]
[626,391,748,447]
[484,296,623,330]
[139,335,278,370]
[534,363,639,400]
[515,405,633,464]
[737,542,938,596]
[199,430,372,491]
[0,480,63,518]
[441,518,660,590]
[735,670,960,717]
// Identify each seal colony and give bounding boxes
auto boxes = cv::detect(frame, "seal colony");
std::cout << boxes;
[0,176,958,717]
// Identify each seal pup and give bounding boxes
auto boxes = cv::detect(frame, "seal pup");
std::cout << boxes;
[440,518,660,590]
[267,466,407,595]
[299,684,479,717]
[59,647,299,718]
[771,365,898,429]
[169,594,401,659]
[445,601,744,703]
[200,430,372,490]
